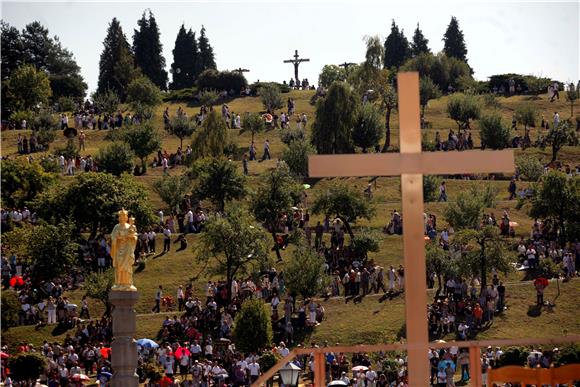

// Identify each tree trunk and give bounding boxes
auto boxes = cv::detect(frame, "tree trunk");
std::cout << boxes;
[180,136,183,150]
[271,231,282,261]
[226,268,232,305]
[382,108,392,152]
[338,215,355,239]
[141,157,147,174]
[435,273,442,299]
[551,144,559,163]
[480,240,487,293]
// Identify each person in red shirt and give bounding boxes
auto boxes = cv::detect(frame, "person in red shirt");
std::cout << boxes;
[473,303,484,328]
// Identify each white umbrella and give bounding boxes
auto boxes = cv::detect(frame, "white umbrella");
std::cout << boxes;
[352,365,369,372]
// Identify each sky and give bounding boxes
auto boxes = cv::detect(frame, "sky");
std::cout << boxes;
[2,0,579,95]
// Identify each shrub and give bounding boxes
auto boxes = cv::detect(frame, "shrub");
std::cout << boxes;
[515,103,537,128]
[536,258,561,279]
[199,89,219,107]
[57,96,77,112]
[554,344,580,366]
[483,93,501,109]
[91,89,120,115]
[1,290,20,329]
[233,298,272,354]
[127,76,162,109]
[197,69,248,92]
[259,83,284,112]
[495,347,529,367]
[281,138,315,177]
[423,175,441,202]
[516,155,543,182]
[10,110,33,128]
[97,142,135,176]
[53,139,80,160]
[479,112,511,149]
[258,351,281,372]
[281,128,305,145]
[8,353,47,382]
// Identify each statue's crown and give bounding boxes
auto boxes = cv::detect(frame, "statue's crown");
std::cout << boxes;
[118,208,129,216]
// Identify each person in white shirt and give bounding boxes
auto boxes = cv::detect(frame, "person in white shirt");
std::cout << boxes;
[163,226,171,253]
[164,355,175,376]
[177,285,185,311]
[366,366,377,387]
[162,156,169,175]
[148,230,156,253]
[277,342,290,357]
[179,352,190,376]
[247,359,260,383]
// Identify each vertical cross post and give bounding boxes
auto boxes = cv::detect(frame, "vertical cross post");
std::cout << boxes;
[398,72,430,386]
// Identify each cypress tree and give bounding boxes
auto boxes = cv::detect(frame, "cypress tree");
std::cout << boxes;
[97,18,138,100]
[383,20,410,69]
[197,25,216,76]
[170,24,197,89]
[443,16,468,62]
[133,10,168,90]
[410,23,430,57]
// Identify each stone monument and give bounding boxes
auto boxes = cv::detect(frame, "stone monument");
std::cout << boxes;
[109,209,139,387]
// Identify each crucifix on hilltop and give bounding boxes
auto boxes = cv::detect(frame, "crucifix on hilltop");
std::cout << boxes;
[283,49,310,84]
[232,67,250,74]
[339,61,356,70]
[308,72,515,386]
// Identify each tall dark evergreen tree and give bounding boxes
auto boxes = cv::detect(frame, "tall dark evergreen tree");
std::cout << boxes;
[383,20,410,69]
[170,25,198,89]
[410,23,430,57]
[133,10,168,90]
[443,16,468,62]
[1,21,24,80]
[197,25,216,76]
[97,18,138,100]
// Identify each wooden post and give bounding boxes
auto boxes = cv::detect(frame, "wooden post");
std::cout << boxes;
[398,72,430,386]
[314,351,325,386]
[469,345,482,386]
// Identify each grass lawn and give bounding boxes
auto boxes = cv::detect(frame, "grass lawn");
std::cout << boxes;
[2,90,579,355]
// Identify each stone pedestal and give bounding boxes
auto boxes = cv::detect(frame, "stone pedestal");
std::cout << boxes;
[109,290,139,387]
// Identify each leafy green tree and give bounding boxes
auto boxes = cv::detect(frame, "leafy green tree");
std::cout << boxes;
[97,18,139,100]
[516,155,543,182]
[126,76,162,111]
[53,139,80,160]
[378,74,397,151]
[259,83,284,112]
[85,268,114,316]
[423,175,441,202]
[281,128,306,145]
[514,103,537,129]
[166,115,195,149]
[33,172,154,238]
[443,16,468,63]
[444,190,486,230]
[153,174,193,213]
[243,113,265,143]
[479,112,511,149]
[353,103,382,152]
[401,52,471,92]
[364,35,384,70]
[122,123,162,173]
[285,241,330,299]
[312,181,376,238]
[4,222,79,284]
[545,120,578,163]
[565,82,578,117]
[192,157,246,212]
[281,138,315,177]
[419,76,441,120]
[350,229,380,262]
[170,24,198,89]
[251,164,302,261]
[454,226,513,290]
[383,20,410,69]
[1,290,21,329]
[97,142,135,176]
[92,89,120,115]
[526,171,579,243]
[132,10,168,90]
[1,159,56,208]
[426,243,457,297]
[233,298,272,353]
[3,64,52,114]
[1,21,24,81]
[191,110,230,159]
[8,353,47,383]
[410,23,431,57]
[446,93,480,129]
[311,82,358,154]
[196,207,270,302]
[318,64,347,88]
[197,25,217,75]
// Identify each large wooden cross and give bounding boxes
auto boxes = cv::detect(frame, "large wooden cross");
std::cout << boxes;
[232,67,250,74]
[308,72,515,386]
[283,49,310,84]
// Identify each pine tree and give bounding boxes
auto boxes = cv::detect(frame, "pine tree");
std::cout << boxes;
[133,10,168,90]
[170,24,197,89]
[1,21,24,80]
[383,20,410,69]
[97,18,138,100]
[197,25,216,76]
[410,23,430,57]
[443,16,468,62]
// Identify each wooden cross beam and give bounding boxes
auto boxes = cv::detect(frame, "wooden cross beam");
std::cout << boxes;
[308,72,515,386]
[232,67,250,74]
[283,49,310,84]
[339,61,356,70]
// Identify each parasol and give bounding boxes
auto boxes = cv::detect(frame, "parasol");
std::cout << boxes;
[509,221,519,227]
[0,352,9,359]
[303,184,311,190]
[69,373,90,382]
[328,381,349,386]
[352,365,369,372]
[9,275,24,287]
[136,338,159,349]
